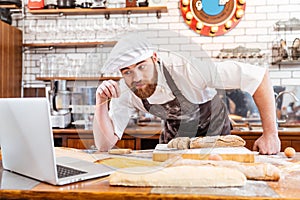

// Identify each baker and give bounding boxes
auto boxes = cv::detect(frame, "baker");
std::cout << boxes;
[93,32,281,155]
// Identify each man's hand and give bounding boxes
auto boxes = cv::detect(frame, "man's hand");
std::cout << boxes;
[96,80,120,105]
[94,80,120,151]
[167,137,190,150]
[253,133,281,155]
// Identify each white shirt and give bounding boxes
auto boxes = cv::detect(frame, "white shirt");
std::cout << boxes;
[108,59,266,139]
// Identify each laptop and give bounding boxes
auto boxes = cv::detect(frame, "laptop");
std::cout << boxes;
[0,97,115,185]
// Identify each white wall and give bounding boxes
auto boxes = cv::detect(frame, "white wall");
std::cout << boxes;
[15,0,300,88]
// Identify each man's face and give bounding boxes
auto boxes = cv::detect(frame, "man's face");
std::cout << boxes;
[120,56,158,99]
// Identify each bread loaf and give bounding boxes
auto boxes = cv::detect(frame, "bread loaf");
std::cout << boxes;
[167,137,190,149]
[190,135,246,149]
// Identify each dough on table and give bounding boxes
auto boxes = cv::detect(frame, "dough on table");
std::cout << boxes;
[108,148,132,155]
[169,158,280,181]
[167,137,190,149]
[109,165,246,187]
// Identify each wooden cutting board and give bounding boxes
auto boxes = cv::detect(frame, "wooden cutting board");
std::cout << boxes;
[152,144,255,163]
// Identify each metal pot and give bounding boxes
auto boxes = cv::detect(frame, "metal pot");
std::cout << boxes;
[57,0,75,8]
[44,0,57,8]
[70,86,96,121]
[51,80,67,92]
[72,86,97,105]
[49,90,71,112]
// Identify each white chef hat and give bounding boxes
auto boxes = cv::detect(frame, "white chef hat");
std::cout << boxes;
[101,32,154,73]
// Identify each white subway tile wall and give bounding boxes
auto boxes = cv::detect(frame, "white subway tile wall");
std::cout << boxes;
[14,0,300,88]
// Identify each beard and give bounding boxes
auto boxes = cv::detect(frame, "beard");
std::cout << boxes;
[132,83,157,99]
[126,57,158,99]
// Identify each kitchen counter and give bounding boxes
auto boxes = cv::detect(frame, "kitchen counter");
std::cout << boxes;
[53,124,162,150]
[231,129,300,152]
[53,125,300,151]
[1,148,300,200]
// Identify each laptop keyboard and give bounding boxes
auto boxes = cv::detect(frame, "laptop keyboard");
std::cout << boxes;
[56,165,87,179]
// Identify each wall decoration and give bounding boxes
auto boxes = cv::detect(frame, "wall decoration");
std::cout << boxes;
[180,0,246,36]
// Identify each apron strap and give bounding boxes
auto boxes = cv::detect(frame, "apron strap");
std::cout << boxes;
[162,65,183,97]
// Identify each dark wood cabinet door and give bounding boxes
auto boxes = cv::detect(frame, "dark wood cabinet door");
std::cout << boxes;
[0,21,22,98]
[67,138,95,149]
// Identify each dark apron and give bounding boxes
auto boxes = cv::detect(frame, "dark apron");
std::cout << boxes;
[142,65,231,144]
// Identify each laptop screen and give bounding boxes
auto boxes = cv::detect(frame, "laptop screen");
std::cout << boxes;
[0,98,58,183]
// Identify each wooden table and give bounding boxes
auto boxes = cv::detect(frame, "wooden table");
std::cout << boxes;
[1,150,300,200]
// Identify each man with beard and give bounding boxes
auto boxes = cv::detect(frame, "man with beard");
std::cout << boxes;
[93,33,280,155]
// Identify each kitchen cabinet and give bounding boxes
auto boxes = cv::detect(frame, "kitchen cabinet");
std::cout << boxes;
[0,20,22,97]
[231,130,300,152]
[52,128,160,150]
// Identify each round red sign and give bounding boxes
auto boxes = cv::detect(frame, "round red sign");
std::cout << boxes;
[180,0,246,36]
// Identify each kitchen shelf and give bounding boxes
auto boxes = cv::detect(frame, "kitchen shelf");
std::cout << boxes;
[271,18,300,66]
[0,4,20,9]
[273,18,300,32]
[0,4,22,14]
[275,26,300,32]
[27,6,168,19]
[23,41,117,50]
[36,76,122,81]
[271,60,300,66]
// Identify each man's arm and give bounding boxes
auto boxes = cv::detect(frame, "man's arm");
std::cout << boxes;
[93,80,120,151]
[252,69,281,154]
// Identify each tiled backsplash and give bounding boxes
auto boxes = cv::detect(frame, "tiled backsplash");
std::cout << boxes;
[14,0,300,89]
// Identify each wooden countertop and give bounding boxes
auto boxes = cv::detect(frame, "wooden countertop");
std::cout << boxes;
[53,124,300,136]
[53,125,300,151]
[1,148,300,200]
[53,124,162,135]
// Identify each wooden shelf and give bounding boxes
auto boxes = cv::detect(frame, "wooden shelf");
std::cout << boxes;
[23,41,117,49]
[273,18,300,32]
[27,6,167,19]
[271,60,300,66]
[36,76,122,81]
[274,25,300,32]
[0,4,20,9]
